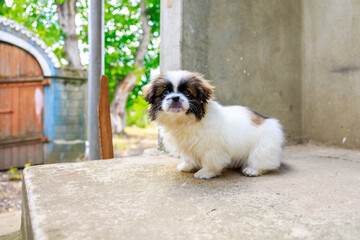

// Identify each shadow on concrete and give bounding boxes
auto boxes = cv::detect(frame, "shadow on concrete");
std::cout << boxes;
[268,162,293,176]
[165,162,294,188]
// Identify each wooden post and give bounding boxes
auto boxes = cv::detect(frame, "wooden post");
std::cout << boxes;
[98,75,114,159]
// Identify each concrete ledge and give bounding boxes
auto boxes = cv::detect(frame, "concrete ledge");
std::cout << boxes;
[21,145,360,239]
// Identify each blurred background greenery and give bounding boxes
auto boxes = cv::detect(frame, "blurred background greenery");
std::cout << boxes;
[0,0,160,129]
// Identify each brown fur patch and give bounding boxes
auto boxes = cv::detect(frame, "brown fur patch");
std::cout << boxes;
[143,74,174,120]
[178,73,215,120]
[249,109,268,126]
[143,75,173,103]
[186,73,215,100]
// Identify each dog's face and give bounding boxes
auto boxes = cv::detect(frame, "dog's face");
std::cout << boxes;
[143,71,214,121]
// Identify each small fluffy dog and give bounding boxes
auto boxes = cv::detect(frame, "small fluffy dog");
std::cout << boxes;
[143,70,285,180]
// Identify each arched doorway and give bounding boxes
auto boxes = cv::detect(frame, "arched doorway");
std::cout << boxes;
[0,42,50,169]
[1,16,87,169]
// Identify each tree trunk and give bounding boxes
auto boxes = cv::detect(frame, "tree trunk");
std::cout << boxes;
[110,73,137,134]
[110,0,151,134]
[56,0,82,68]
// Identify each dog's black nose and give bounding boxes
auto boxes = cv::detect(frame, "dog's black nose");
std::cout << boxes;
[172,96,180,102]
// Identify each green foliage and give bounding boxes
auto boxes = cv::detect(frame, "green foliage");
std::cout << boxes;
[103,0,160,127]
[24,162,32,168]
[6,162,31,181]
[104,0,160,103]
[126,94,149,128]
[0,0,67,62]
[6,167,19,174]
[1,0,160,127]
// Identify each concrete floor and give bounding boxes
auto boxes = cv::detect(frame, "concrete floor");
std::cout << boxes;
[0,211,21,236]
[19,144,360,239]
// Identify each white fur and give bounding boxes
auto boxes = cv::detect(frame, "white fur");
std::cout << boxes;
[165,71,187,90]
[152,71,285,180]
[162,93,189,113]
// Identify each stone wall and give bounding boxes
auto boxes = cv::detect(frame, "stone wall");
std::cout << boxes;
[161,0,360,148]
[44,68,87,163]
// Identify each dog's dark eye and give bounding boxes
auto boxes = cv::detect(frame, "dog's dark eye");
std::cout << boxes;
[183,90,191,97]
[163,90,170,96]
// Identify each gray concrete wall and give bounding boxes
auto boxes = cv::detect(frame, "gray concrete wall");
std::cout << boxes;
[161,0,302,142]
[302,0,360,148]
[206,0,302,142]
[181,0,210,76]
[160,0,210,75]
[161,0,360,148]
[160,0,182,71]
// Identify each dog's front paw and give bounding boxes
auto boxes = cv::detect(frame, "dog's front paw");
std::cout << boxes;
[194,169,218,180]
[242,167,260,177]
[177,162,197,173]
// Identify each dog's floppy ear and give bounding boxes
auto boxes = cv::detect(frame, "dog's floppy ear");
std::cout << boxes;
[142,74,162,104]
[142,82,153,103]
[192,73,215,103]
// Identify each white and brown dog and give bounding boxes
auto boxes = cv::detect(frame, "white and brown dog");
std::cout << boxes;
[143,70,285,180]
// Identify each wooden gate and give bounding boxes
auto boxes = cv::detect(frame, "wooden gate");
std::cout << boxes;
[0,42,49,170]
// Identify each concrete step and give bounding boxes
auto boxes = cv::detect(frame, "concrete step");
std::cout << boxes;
[21,145,360,240]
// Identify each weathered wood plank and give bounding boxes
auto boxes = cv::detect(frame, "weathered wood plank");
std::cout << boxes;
[11,146,19,169]
[4,147,12,169]
[28,86,35,135]
[0,43,3,77]
[3,42,10,77]
[98,75,114,160]
[26,144,35,165]
[1,86,11,138]
[34,143,43,165]
[0,77,44,82]
[18,145,27,168]
[27,51,34,77]
[19,45,28,77]
[11,44,19,78]
[0,148,4,169]
[0,87,6,139]
[0,81,46,87]
[11,86,19,138]
[18,85,26,136]
[0,136,48,146]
